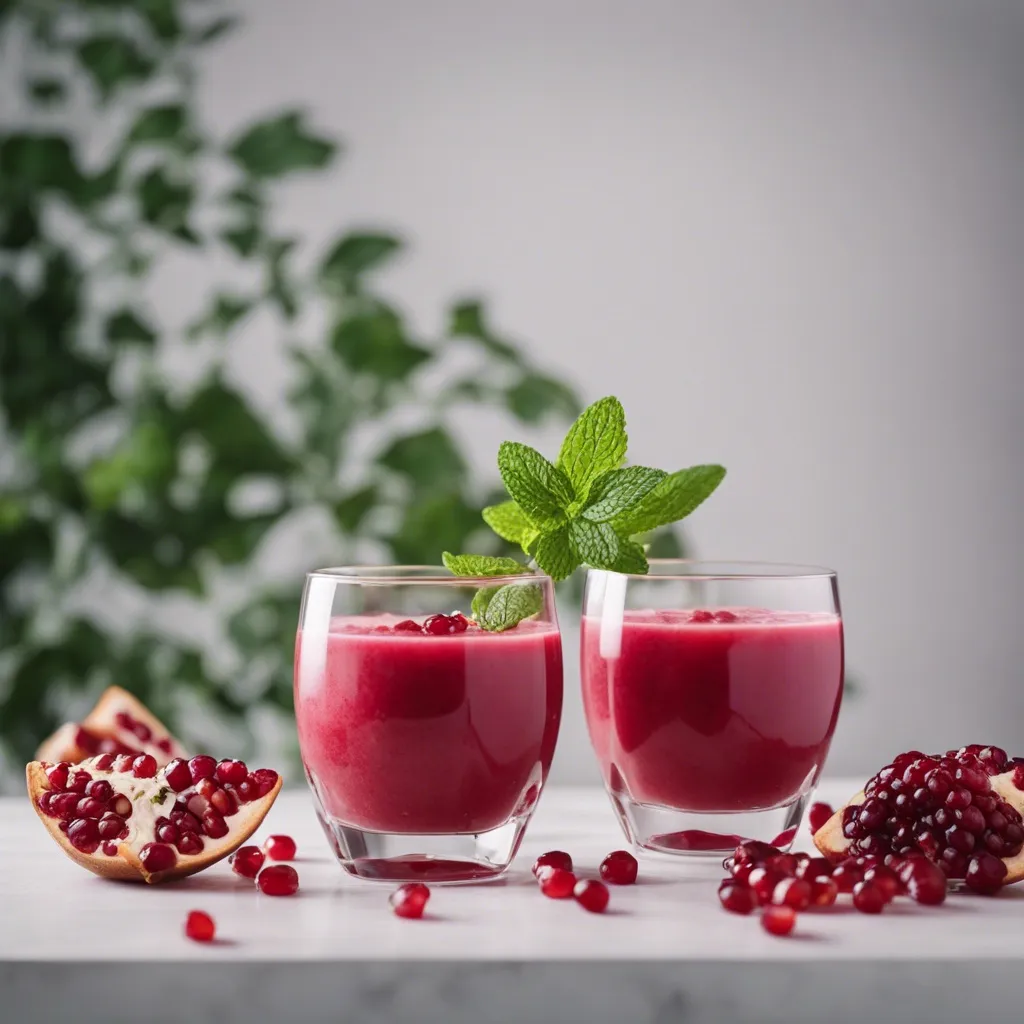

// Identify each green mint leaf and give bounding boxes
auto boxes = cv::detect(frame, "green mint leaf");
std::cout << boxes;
[471,585,497,622]
[556,396,627,500]
[497,442,574,528]
[569,519,648,574]
[612,465,727,537]
[475,582,544,632]
[481,501,538,551]
[580,466,666,524]
[533,526,581,582]
[442,552,531,577]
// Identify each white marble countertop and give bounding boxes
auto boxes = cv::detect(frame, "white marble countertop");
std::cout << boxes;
[3,780,1022,1023]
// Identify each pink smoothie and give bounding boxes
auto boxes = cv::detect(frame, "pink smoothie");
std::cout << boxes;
[295,616,563,834]
[581,608,843,812]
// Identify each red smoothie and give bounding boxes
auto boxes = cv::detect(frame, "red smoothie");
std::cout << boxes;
[295,615,563,835]
[581,608,843,812]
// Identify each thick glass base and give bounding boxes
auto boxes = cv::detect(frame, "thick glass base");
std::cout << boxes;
[315,807,530,884]
[609,790,810,856]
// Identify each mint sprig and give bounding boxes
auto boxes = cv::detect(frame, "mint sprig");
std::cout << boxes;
[444,396,726,630]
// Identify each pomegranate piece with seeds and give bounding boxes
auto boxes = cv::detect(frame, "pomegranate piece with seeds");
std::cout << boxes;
[761,906,796,936]
[28,753,281,884]
[573,879,610,913]
[263,834,297,861]
[185,910,216,943]
[35,686,188,768]
[390,882,429,918]
[599,850,638,885]
[538,867,576,899]
[532,850,573,877]
[815,745,1024,894]
[257,864,299,896]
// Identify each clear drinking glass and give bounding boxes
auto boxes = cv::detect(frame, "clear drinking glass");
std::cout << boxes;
[295,566,562,883]
[581,561,843,855]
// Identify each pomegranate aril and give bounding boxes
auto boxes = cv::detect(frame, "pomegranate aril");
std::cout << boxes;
[946,788,971,810]
[718,881,756,914]
[140,842,177,873]
[188,755,217,782]
[904,861,947,905]
[264,834,297,861]
[210,788,238,817]
[258,864,299,896]
[810,877,838,907]
[808,801,833,834]
[232,845,265,879]
[68,769,91,794]
[45,763,70,792]
[538,867,576,899]
[98,813,126,839]
[112,754,134,773]
[164,758,192,792]
[252,768,278,797]
[68,818,101,853]
[945,825,975,854]
[156,821,180,844]
[795,857,833,882]
[389,882,429,917]
[102,842,118,856]
[852,881,886,914]
[448,612,469,633]
[771,878,812,910]
[573,879,610,914]
[215,759,248,786]
[965,852,1007,895]
[393,618,421,632]
[52,793,80,821]
[115,711,133,730]
[761,906,796,936]
[599,850,638,885]
[748,868,783,905]
[830,864,862,894]
[959,805,986,835]
[187,793,209,818]
[765,854,801,877]
[75,797,105,820]
[111,794,132,818]
[185,910,216,943]
[93,753,116,771]
[201,810,228,839]
[176,832,203,855]
[84,779,113,803]
[862,865,900,902]
[423,613,455,635]
[533,850,573,876]
[131,753,158,779]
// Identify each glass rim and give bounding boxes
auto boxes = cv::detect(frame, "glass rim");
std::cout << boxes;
[589,559,837,581]
[305,564,551,586]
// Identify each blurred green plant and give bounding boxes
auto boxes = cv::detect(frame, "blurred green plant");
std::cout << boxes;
[0,0,686,778]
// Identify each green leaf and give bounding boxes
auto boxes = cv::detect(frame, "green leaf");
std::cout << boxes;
[506,374,580,424]
[333,485,377,532]
[569,519,647,574]
[442,552,530,577]
[641,526,687,560]
[378,427,466,495]
[221,225,261,258]
[387,492,480,564]
[191,16,237,45]
[185,293,253,340]
[228,111,337,179]
[319,232,402,291]
[0,134,84,196]
[331,307,430,381]
[481,500,537,549]
[581,466,666,523]
[612,465,727,536]
[105,308,157,346]
[136,168,195,238]
[556,396,628,501]
[128,104,187,145]
[533,526,580,582]
[264,237,297,319]
[137,0,180,41]
[447,299,519,361]
[28,79,65,104]
[497,442,574,529]
[475,582,543,632]
[77,36,154,99]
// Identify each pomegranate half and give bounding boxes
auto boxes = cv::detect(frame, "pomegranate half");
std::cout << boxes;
[814,745,1024,890]
[35,686,188,767]
[28,753,281,884]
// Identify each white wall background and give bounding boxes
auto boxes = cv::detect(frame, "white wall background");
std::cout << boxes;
[171,0,1023,781]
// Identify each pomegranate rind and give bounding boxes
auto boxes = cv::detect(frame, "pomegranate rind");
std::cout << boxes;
[35,686,188,766]
[813,776,1024,886]
[26,760,283,885]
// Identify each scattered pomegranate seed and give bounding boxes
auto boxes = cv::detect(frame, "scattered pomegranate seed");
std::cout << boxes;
[718,881,756,914]
[748,867,783,905]
[532,850,573,876]
[232,846,265,879]
[390,883,430,918]
[863,865,900,902]
[771,878,812,910]
[538,867,576,899]
[809,877,838,907]
[599,850,638,885]
[257,864,299,896]
[184,910,216,943]
[761,906,796,936]
[263,834,297,861]
[573,879,610,913]
[795,857,833,881]
[830,863,863,894]
[808,801,834,834]
[852,881,886,914]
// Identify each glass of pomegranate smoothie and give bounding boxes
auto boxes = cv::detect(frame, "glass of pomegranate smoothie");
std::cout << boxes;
[581,561,843,855]
[295,566,562,883]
